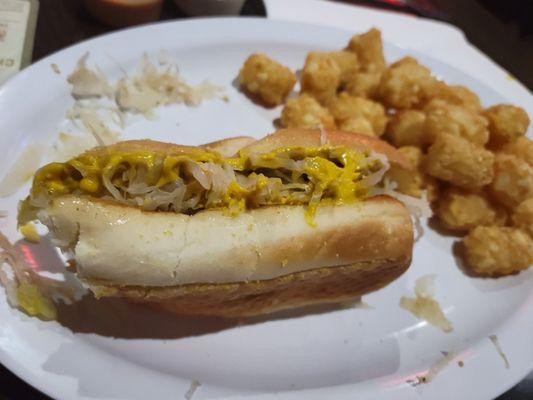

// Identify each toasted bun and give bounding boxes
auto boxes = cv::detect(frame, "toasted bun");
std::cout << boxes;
[243,128,411,169]
[75,129,409,168]
[82,139,204,157]
[201,136,256,157]
[90,259,409,317]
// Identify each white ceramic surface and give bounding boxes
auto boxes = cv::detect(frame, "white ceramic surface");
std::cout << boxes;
[0,18,532,400]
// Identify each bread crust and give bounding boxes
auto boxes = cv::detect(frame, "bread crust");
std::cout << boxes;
[77,136,256,160]
[81,139,205,157]
[242,128,411,169]
[87,258,410,317]
[201,136,256,157]
[75,128,409,168]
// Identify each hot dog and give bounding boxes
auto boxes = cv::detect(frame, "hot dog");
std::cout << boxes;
[18,128,414,317]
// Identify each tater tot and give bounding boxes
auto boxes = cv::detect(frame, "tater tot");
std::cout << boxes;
[398,145,423,167]
[427,83,482,111]
[345,71,382,99]
[387,146,423,196]
[280,94,336,129]
[484,104,530,147]
[386,146,436,199]
[425,177,440,204]
[346,28,386,73]
[387,164,424,198]
[402,146,440,202]
[463,226,533,276]
[338,117,374,136]
[512,198,533,237]
[378,57,439,109]
[385,110,426,147]
[329,51,359,87]
[300,52,341,104]
[424,133,494,188]
[423,98,450,113]
[500,137,533,166]
[328,92,387,136]
[238,54,296,106]
[490,153,533,208]
[436,188,502,232]
[424,102,489,146]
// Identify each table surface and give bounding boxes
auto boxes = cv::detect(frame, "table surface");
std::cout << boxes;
[1,0,532,399]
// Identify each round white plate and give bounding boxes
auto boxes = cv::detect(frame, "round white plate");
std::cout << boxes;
[0,18,532,400]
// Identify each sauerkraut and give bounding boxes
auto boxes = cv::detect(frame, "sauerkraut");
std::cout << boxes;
[20,145,388,226]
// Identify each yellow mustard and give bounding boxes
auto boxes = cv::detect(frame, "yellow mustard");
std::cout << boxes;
[28,145,374,224]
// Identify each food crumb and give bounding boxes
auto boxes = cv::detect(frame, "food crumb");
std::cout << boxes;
[407,351,456,386]
[184,379,201,400]
[65,259,77,272]
[222,95,230,103]
[51,63,61,74]
[19,222,40,243]
[489,335,510,369]
[458,360,464,367]
[281,258,288,267]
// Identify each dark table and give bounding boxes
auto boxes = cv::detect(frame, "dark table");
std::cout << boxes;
[1,0,532,399]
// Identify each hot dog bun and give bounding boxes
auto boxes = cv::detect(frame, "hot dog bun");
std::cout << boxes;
[242,128,411,169]
[70,129,409,169]
[27,128,415,317]
[201,136,256,157]
[42,195,412,284]
[41,195,412,317]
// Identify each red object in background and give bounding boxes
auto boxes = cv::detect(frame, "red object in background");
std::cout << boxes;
[379,0,406,6]
[336,0,450,19]
[83,0,164,27]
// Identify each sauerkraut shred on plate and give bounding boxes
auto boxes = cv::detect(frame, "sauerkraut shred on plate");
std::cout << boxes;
[69,52,224,115]
[400,274,454,333]
[407,350,457,386]
[53,51,224,162]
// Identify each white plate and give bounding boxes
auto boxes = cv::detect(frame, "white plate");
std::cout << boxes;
[0,18,532,400]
